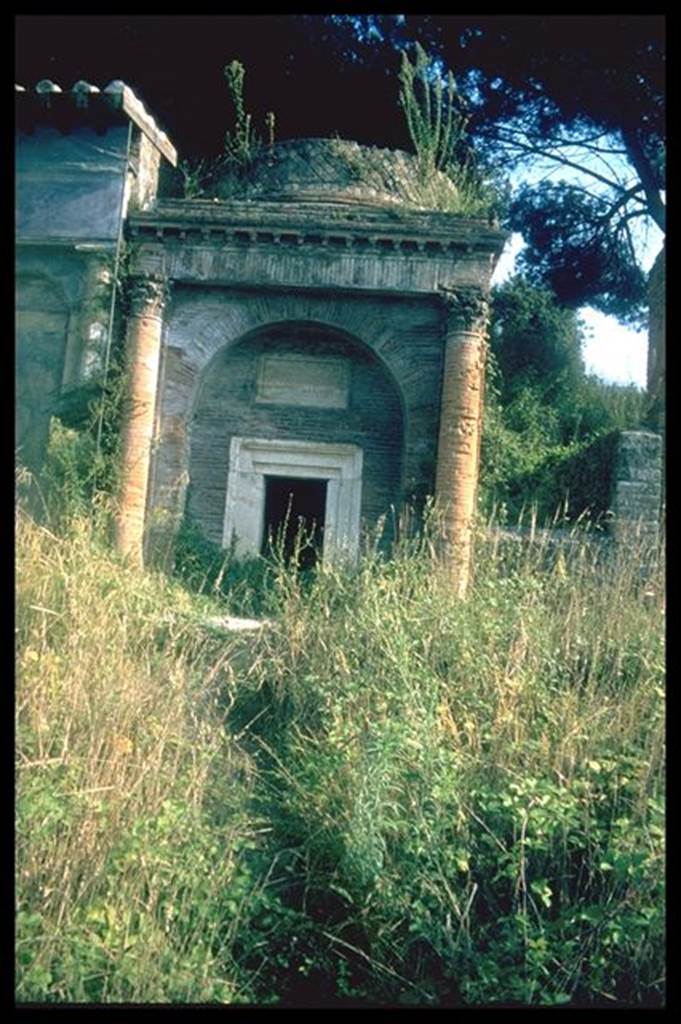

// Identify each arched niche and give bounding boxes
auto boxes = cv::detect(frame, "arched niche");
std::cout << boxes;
[186,320,406,557]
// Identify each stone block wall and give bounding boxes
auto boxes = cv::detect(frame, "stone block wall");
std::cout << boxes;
[15,272,70,472]
[15,246,119,471]
[610,430,663,543]
[16,124,130,243]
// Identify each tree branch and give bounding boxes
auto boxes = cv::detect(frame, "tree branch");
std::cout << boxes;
[596,183,647,224]
[489,129,628,193]
[621,127,666,232]
[495,123,630,156]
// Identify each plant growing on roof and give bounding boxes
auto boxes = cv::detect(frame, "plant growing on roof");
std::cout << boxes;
[399,42,467,180]
[399,43,503,218]
[180,61,276,199]
[223,60,275,168]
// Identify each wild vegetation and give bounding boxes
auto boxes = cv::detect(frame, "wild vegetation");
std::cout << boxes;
[397,43,502,217]
[178,47,502,220]
[17,255,661,1006]
[179,60,276,201]
[479,277,648,523]
[16,453,665,1005]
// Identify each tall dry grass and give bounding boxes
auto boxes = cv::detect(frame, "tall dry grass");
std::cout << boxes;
[225,513,665,1005]
[16,499,665,1006]
[15,506,273,1002]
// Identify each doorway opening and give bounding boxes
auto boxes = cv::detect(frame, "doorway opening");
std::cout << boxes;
[262,476,328,570]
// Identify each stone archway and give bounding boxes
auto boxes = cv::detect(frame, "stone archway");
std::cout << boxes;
[186,320,405,560]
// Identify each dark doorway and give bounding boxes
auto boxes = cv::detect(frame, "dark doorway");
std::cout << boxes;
[262,476,328,569]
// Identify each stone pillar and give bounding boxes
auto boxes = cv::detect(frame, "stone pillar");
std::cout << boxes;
[610,431,663,548]
[114,276,168,565]
[435,288,489,598]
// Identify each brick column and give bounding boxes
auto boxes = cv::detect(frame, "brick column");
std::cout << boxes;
[435,288,489,598]
[114,276,168,565]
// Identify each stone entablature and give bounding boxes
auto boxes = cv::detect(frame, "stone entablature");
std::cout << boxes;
[128,201,503,299]
[129,197,503,250]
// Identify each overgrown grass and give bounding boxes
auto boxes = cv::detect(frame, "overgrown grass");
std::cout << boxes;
[16,500,665,1006]
[15,504,273,1003]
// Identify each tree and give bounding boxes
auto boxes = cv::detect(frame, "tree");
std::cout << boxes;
[490,277,584,406]
[480,276,648,521]
[319,15,664,329]
[489,276,647,443]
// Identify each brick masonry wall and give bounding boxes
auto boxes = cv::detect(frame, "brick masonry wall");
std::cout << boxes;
[149,285,445,546]
[190,327,403,543]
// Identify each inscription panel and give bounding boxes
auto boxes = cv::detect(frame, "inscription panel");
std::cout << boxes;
[256,354,349,409]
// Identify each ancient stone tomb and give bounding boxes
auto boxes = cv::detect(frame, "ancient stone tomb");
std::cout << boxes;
[16,85,507,593]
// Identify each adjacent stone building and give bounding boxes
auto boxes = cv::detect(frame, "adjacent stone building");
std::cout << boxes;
[15,80,177,473]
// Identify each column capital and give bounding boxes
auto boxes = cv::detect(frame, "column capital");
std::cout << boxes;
[439,286,489,334]
[127,274,170,319]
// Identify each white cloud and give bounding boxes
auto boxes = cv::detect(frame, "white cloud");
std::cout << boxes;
[580,308,647,388]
